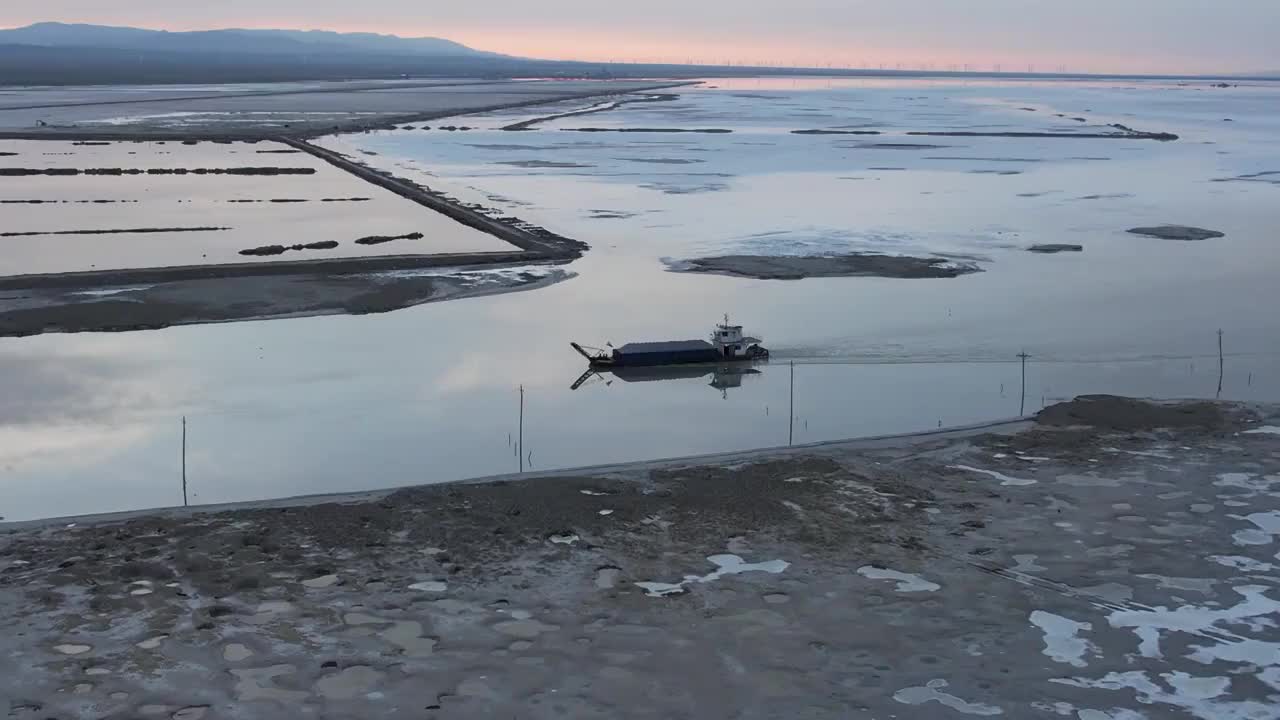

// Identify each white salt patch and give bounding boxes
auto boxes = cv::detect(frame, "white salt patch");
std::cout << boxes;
[704,555,788,583]
[1208,555,1277,573]
[636,554,789,598]
[1189,637,1280,666]
[1223,500,1250,508]
[1012,555,1045,572]
[1214,473,1278,496]
[549,533,579,545]
[1243,426,1280,435]
[598,510,614,516]
[1031,701,1075,716]
[857,566,941,592]
[951,465,1036,486]
[408,581,447,593]
[223,643,254,662]
[1104,584,1280,692]
[302,574,339,588]
[136,635,166,650]
[579,490,609,496]
[54,644,91,655]
[1030,611,1096,667]
[1017,455,1051,462]
[924,507,942,515]
[636,582,686,597]
[85,667,110,676]
[993,453,1008,458]
[70,286,154,297]
[782,476,807,483]
[130,588,154,596]
[893,679,1003,715]
[1052,671,1274,720]
[1134,626,1163,659]
[1103,447,1173,459]
[1239,511,1280,536]
[1233,529,1272,546]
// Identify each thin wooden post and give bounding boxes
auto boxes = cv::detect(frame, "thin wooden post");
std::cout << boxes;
[789,361,795,446]
[181,416,188,507]
[518,385,525,473]
[1217,329,1225,399]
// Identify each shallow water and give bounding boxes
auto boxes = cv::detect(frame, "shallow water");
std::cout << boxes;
[0,139,512,275]
[3,77,1279,521]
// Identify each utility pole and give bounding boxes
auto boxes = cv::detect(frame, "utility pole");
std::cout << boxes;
[181,416,188,507]
[1018,352,1031,416]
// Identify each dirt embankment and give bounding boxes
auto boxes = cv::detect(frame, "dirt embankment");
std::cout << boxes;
[0,267,569,337]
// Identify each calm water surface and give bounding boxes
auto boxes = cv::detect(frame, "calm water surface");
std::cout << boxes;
[3,77,1278,521]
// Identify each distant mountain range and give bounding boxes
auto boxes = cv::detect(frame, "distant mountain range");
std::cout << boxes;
[0,22,502,59]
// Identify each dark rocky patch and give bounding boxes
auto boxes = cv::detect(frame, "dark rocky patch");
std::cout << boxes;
[792,129,882,135]
[238,241,340,257]
[564,128,732,134]
[853,143,947,149]
[1,199,140,204]
[614,158,704,164]
[1127,225,1224,241]
[255,149,302,154]
[1211,170,1280,185]
[0,167,315,176]
[668,254,983,280]
[1,226,228,238]
[495,160,593,169]
[1027,244,1083,254]
[354,232,425,246]
[1037,395,1239,431]
[71,141,110,146]
[640,182,729,195]
[907,130,1178,141]
[925,156,1042,163]
[1075,193,1134,201]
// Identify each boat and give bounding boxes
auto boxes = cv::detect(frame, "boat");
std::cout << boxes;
[571,317,769,368]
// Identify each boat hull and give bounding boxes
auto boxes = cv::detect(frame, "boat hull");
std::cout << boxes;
[592,348,724,368]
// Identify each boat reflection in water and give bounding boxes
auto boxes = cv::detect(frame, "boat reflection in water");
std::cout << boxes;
[570,363,763,397]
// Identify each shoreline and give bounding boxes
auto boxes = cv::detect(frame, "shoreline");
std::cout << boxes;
[1,415,1030,529]
[3,396,1278,718]
[0,81,699,142]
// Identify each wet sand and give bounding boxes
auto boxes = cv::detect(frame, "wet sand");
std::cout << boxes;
[4,396,1278,718]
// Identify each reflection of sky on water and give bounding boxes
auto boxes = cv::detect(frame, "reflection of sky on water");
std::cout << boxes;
[4,77,1280,521]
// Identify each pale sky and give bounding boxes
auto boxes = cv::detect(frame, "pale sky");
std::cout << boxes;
[3,0,1277,75]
